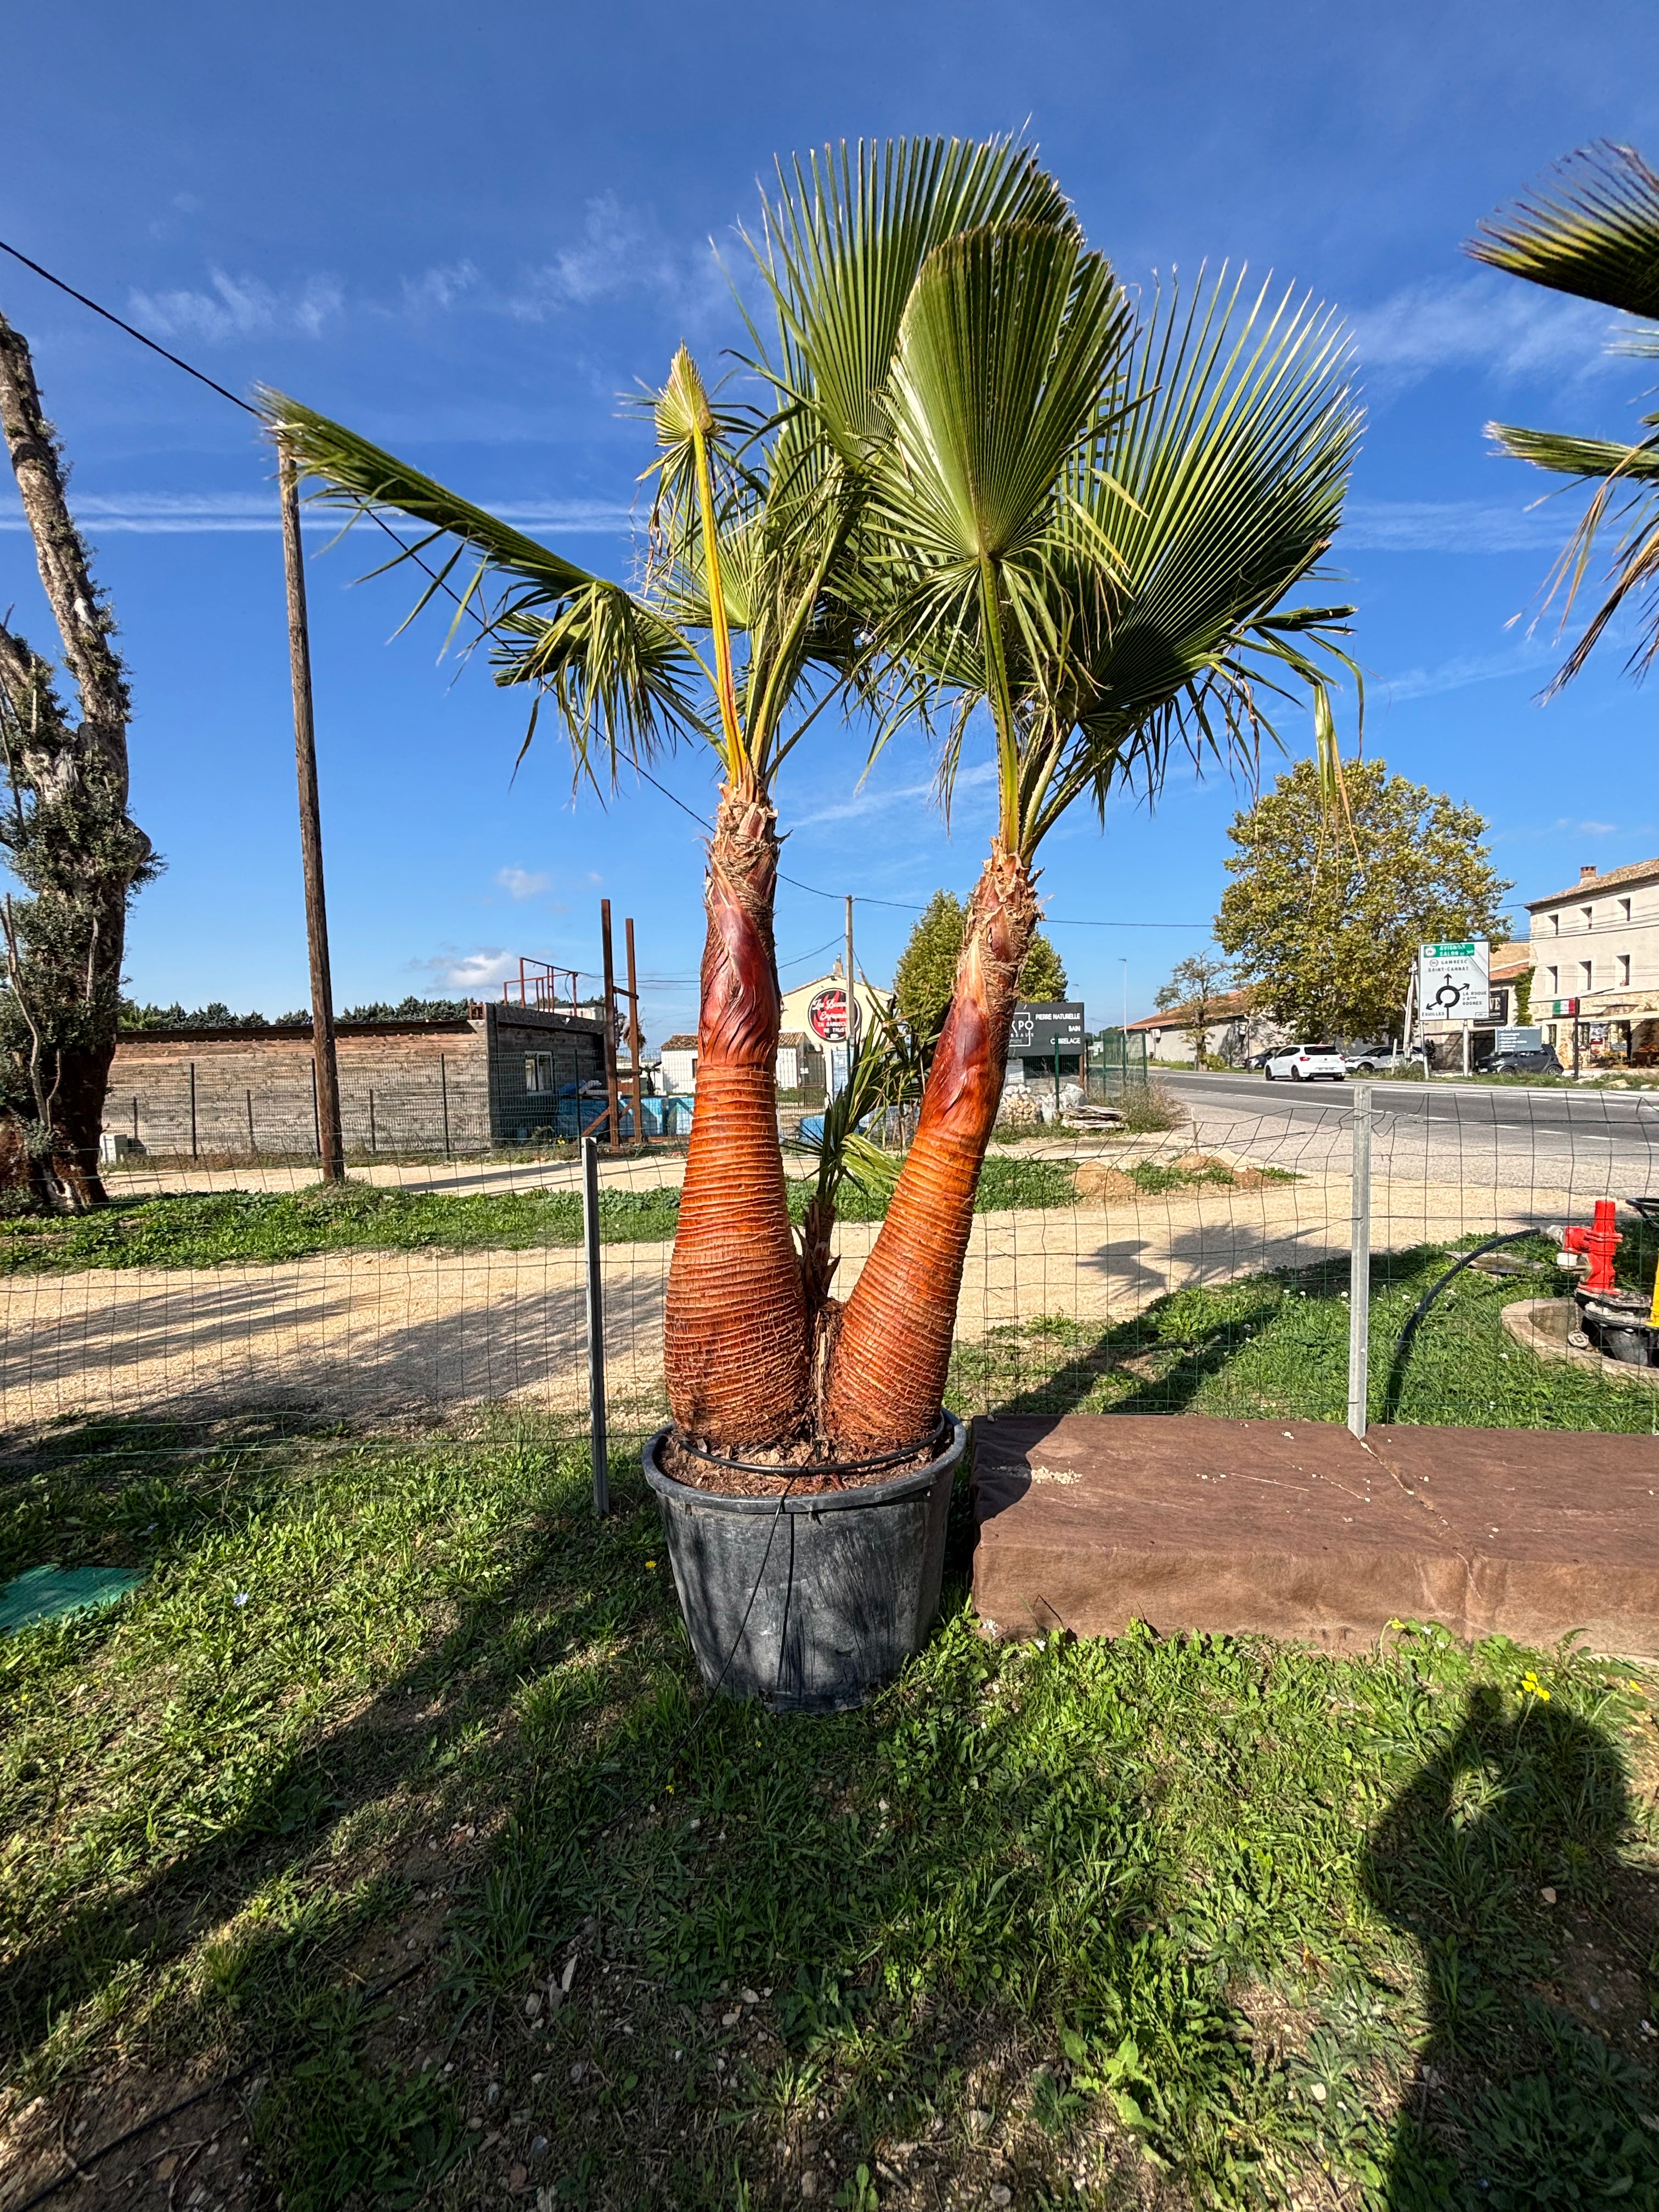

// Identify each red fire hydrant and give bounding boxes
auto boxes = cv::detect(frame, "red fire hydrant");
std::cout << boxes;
[1560,1199,1621,1293]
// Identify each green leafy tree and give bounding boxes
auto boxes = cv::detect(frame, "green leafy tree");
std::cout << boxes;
[1215,759,1511,1042]
[893,890,1068,1049]
[1018,934,1068,1003]
[1154,950,1236,1066]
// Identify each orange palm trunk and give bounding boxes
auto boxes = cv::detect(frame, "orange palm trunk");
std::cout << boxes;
[821,842,1038,1450]
[664,784,811,1446]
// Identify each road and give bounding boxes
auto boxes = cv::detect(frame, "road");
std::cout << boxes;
[1159,1071,1659,1201]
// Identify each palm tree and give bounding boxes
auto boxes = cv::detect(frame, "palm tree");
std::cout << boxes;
[818,243,1362,1449]
[261,138,1069,1449]
[1470,142,1659,688]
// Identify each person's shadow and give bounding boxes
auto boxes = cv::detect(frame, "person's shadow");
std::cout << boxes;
[1360,1682,1659,2208]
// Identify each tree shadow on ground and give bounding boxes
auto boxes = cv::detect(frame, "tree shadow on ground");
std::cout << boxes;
[0,1426,670,2210]
[1361,1683,1659,2209]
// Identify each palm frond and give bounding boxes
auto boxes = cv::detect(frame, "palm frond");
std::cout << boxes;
[262,390,597,596]
[785,997,927,1211]
[1031,268,1360,836]
[1468,142,1659,319]
[874,224,1130,572]
[753,137,1076,465]
[1486,420,1659,690]
[259,388,704,778]
[1486,424,1659,481]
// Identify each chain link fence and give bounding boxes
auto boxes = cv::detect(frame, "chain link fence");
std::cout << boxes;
[3,1077,1656,1470]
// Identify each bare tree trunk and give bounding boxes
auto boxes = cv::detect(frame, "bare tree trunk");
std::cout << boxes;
[0,311,154,1210]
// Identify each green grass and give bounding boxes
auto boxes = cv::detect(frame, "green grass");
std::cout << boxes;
[0,1161,1088,1276]
[1,1418,1655,2209]
[950,1227,1659,1432]
[0,1181,681,1273]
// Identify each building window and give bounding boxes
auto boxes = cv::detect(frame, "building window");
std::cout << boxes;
[524,1052,556,1093]
[1619,953,1632,988]
[1548,912,1560,934]
[1582,905,1594,930]
[1581,960,1594,993]
[1547,966,1558,995]
[1620,896,1632,922]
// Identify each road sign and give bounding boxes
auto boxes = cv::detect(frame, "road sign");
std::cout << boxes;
[1008,1000,1085,1053]
[1417,941,1489,1023]
[807,985,857,1044]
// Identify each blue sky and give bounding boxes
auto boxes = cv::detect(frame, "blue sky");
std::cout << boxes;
[3,0,1657,1041]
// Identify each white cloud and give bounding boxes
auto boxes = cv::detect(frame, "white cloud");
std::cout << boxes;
[1381,641,1554,703]
[412,947,523,991]
[506,193,725,324]
[0,491,632,535]
[128,267,343,343]
[1339,498,1571,555]
[403,261,481,313]
[496,865,551,900]
[793,759,997,831]
[1346,273,1621,396]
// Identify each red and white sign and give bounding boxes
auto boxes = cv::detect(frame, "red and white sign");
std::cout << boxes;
[808,985,857,1043]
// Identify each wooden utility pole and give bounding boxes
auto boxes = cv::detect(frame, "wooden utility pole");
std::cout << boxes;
[278,446,345,1183]
[599,898,623,1149]
[624,916,645,1143]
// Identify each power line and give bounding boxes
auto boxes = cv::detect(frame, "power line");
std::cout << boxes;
[0,236,258,415]
[778,932,843,972]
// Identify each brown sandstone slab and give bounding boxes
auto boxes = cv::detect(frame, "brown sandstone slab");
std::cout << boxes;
[1362,1424,1659,1655]
[970,1414,1659,1656]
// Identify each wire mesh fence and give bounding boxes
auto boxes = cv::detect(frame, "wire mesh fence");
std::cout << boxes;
[3,1076,1657,1472]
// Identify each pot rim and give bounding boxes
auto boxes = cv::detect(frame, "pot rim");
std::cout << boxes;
[643,1412,966,1515]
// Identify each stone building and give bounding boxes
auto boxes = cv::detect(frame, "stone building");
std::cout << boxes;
[105,1001,610,1159]
[1526,856,1659,1066]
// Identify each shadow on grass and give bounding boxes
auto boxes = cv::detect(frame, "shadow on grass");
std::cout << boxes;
[956,1233,1655,1434]
[1362,1684,1659,2208]
[0,1420,670,2208]
[7,1413,1658,2212]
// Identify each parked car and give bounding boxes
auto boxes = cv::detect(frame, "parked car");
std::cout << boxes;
[1340,1042,1395,1074]
[1474,1045,1564,1077]
[1263,1043,1347,1082]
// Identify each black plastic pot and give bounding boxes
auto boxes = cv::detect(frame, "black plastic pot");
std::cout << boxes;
[642,1415,966,1714]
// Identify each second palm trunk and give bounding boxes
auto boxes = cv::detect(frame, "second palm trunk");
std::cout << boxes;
[664,785,811,1447]
[821,842,1038,1451]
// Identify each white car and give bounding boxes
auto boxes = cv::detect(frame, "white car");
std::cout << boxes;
[1263,1044,1347,1082]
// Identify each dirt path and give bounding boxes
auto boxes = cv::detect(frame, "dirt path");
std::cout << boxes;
[0,1171,1588,1432]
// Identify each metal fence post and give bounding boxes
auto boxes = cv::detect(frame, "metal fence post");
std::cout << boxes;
[582,1135,609,1515]
[1347,1082,1372,1440]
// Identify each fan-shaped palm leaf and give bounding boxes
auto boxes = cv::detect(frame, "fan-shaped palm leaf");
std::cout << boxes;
[858,223,1135,837]
[754,137,1076,465]
[1469,141,1659,319]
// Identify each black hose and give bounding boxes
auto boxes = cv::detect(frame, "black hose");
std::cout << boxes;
[1380,1230,1551,1423]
